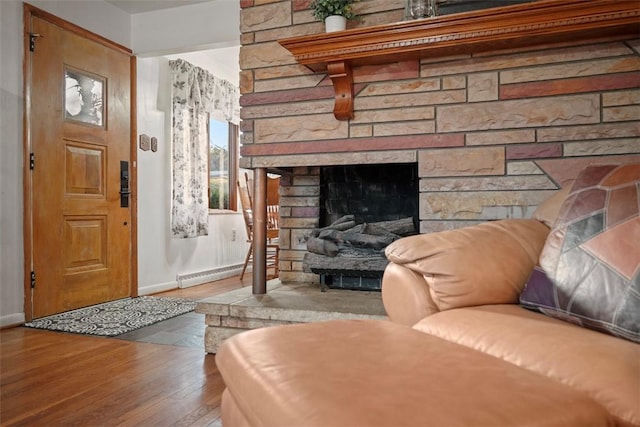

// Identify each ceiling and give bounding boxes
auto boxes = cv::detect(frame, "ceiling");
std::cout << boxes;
[106,0,210,14]
[103,0,239,84]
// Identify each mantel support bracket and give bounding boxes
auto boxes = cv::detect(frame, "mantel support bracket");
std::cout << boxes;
[327,61,353,121]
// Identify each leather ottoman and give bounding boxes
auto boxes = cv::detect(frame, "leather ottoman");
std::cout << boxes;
[215,319,612,426]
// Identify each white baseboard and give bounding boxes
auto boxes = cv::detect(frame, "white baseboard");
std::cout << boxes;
[1,312,26,328]
[138,280,179,296]
[176,264,244,288]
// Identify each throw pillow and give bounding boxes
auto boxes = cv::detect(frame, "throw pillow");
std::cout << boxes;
[520,163,640,342]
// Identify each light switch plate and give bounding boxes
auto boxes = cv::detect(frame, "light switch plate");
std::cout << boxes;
[139,134,151,151]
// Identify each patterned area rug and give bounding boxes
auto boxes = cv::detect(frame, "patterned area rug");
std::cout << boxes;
[24,296,197,337]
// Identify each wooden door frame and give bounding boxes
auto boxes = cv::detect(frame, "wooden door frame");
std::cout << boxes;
[22,3,138,321]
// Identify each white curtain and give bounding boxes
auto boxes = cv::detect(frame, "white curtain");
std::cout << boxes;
[169,59,240,238]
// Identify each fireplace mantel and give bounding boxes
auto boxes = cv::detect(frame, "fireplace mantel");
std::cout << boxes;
[278,0,639,120]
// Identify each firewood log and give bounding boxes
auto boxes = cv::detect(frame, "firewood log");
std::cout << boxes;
[306,237,339,257]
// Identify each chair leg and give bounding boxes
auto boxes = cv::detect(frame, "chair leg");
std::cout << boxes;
[266,246,279,280]
[240,245,252,280]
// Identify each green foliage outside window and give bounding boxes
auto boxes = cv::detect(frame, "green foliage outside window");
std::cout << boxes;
[209,119,230,210]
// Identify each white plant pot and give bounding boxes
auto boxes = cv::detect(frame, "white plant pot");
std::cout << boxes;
[325,15,347,32]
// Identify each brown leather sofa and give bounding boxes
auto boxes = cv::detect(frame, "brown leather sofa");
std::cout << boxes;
[216,164,640,426]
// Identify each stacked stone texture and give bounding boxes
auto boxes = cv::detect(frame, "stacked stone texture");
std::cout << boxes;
[239,0,640,284]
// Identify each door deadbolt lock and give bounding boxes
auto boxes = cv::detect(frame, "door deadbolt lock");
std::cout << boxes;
[120,160,130,208]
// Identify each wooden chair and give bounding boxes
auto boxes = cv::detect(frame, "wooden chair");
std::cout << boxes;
[238,177,279,280]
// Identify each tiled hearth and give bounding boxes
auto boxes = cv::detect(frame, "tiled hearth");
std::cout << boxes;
[195,280,386,353]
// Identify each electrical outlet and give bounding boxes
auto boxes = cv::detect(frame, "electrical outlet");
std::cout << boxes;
[231,229,237,241]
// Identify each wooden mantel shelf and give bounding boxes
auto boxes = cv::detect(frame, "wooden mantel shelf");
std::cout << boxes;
[278,0,640,120]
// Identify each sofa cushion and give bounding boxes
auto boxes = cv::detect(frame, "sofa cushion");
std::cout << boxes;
[217,319,614,427]
[413,304,640,426]
[521,163,640,343]
[384,219,549,311]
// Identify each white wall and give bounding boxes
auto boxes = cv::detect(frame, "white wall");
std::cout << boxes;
[136,56,247,296]
[133,0,246,295]
[0,0,243,326]
[1,0,27,326]
[27,0,131,46]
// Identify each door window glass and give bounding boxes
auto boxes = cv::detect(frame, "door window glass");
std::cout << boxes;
[65,68,104,126]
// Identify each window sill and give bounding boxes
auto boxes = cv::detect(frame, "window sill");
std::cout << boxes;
[209,209,241,215]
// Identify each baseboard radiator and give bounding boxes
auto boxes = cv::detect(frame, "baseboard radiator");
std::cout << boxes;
[176,264,244,288]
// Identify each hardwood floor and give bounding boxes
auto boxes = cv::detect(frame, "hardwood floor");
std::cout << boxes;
[0,276,247,427]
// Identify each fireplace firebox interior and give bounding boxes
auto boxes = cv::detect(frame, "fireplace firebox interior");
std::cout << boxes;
[310,163,419,291]
[320,163,419,228]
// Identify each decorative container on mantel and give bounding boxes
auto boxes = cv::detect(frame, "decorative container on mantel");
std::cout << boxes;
[310,0,359,33]
[325,15,347,32]
[405,0,438,19]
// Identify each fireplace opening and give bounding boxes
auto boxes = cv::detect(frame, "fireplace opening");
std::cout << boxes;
[320,163,419,226]
[304,163,419,291]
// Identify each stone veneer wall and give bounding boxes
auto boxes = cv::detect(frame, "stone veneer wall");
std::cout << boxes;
[238,0,640,284]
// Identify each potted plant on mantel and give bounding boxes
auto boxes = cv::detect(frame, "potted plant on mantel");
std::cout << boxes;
[310,0,360,32]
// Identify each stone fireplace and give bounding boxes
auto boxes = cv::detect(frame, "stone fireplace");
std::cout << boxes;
[197,0,639,354]
[238,0,640,287]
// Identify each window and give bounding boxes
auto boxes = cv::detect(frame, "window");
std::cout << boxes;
[64,68,104,127]
[208,117,239,211]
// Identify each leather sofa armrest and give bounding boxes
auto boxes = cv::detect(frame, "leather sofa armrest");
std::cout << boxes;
[382,262,440,326]
[383,219,549,317]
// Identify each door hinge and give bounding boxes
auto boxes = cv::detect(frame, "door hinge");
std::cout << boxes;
[30,271,36,289]
[29,33,41,52]
[30,153,35,170]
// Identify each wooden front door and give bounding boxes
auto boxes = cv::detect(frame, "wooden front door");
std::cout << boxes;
[25,6,136,319]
